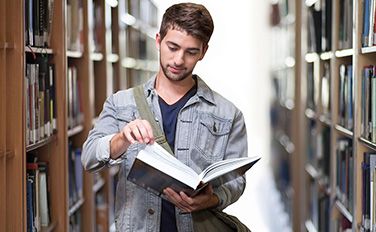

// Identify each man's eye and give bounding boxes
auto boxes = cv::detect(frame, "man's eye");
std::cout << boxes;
[187,51,198,56]
[168,46,178,51]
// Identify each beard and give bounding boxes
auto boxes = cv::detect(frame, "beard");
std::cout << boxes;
[160,58,192,82]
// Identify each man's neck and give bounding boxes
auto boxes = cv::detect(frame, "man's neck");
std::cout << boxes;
[155,72,196,105]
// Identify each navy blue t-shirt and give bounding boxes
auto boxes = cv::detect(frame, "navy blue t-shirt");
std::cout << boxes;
[159,84,197,232]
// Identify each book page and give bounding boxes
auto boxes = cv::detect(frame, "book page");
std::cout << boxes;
[137,143,200,189]
[199,156,261,185]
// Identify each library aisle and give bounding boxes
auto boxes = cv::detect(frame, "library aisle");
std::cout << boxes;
[225,162,292,232]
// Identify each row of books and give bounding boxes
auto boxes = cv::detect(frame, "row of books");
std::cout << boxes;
[25,0,54,47]
[361,66,376,143]
[127,27,157,61]
[68,141,84,208]
[362,152,376,232]
[307,0,353,53]
[362,0,376,47]
[338,64,354,131]
[25,55,56,146]
[66,0,84,52]
[305,61,332,118]
[306,62,318,111]
[69,211,82,232]
[127,0,158,28]
[26,159,51,232]
[307,125,331,182]
[336,138,354,215]
[91,0,103,53]
[308,180,330,232]
[322,62,331,117]
[307,0,332,53]
[67,65,84,130]
[338,0,353,50]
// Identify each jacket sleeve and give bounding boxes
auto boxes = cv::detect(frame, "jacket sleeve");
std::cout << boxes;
[213,109,248,210]
[81,95,124,172]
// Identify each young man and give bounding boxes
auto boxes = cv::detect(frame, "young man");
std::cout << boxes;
[82,3,248,231]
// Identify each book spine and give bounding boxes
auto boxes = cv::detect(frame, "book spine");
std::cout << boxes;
[372,74,376,142]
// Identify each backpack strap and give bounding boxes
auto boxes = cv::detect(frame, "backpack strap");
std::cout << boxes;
[133,85,174,155]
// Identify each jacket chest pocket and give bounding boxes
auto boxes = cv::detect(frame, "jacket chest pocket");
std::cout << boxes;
[116,106,139,153]
[194,113,231,162]
[116,106,137,130]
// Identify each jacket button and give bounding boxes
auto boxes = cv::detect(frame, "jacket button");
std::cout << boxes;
[148,208,155,215]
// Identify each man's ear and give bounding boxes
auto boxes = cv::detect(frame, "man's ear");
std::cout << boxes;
[156,33,161,50]
[199,44,209,60]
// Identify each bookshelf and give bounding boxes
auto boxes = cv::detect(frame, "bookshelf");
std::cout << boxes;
[271,0,376,231]
[270,0,304,231]
[0,0,159,231]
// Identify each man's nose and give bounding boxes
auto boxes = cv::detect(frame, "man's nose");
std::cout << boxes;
[174,51,184,66]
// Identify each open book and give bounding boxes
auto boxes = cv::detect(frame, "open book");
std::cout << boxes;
[127,143,261,197]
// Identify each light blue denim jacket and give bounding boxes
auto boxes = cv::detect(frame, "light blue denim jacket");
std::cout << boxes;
[81,75,248,232]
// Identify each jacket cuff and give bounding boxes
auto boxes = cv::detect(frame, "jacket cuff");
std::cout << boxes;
[96,134,116,163]
[213,186,228,210]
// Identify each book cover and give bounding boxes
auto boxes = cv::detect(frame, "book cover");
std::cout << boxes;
[127,143,260,197]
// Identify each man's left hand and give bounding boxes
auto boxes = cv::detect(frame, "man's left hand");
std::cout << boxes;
[163,184,219,213]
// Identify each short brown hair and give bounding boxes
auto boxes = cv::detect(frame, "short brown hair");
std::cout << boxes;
[159,3,214,45]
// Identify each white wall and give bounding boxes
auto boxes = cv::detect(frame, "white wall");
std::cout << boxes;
[154,1,276,231]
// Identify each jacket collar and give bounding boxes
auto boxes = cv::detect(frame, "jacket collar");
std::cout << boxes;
[144,74,216,105]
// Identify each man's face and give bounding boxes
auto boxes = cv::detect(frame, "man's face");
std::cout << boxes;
[156,29,207,82]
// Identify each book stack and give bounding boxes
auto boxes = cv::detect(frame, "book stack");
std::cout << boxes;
[25,54,56,146]
[362,152,376,232]
[25,0,55,47]
[362,66,376,144]
[338,64,354,131]
[26,159,51,231]
[336,138,354,214]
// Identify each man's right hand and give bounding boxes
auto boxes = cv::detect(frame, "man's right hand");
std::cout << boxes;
[121,119,155,144]
[110,119,154,159]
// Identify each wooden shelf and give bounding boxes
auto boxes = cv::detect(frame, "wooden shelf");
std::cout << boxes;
[305,53,319,63]
[304,220,318,232]
[275,133,295,155]
[318,115,332,126]
[68,197,85,217]
[305,108,317,120]
[334,124,353,137]
[320,51,333,60]
[360,46,376,54]
[90,52,104,61]
[67,125,84,137]
[26,134,57,152]
[358,137,376,151]
[67,50,83,58]
[120,13,158,38]
[121,57,158,72]
[335,200,353,223]
[40,221,57,232]
[107,53,119,63]
[25,46,54,54]
[305,163,320,179]
[93,178,105,193]
[335,49,353,58]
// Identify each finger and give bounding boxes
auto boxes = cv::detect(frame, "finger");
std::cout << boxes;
[136,120,153,143]
[122,126,136,144]
[128,122,144,143]
[141,120,155,143]
[179,191,194,205]
[164,189,191,211]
